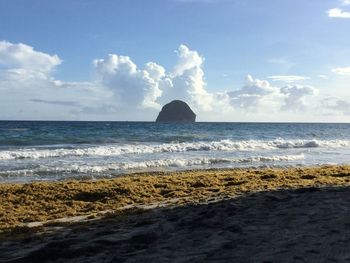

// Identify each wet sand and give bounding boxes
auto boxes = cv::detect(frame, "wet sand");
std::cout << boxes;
[1,166,350,262]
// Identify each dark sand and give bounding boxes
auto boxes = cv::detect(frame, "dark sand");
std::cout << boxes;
[1,187,350,262]
[1,166,350,262]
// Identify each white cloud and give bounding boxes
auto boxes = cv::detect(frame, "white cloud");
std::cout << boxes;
[225,76,317,113]
[92,45,216,113]
[321,97,350,115]
[93,54,170,109]
[280,85,318,111]
[173,45,204,76]
[327,8,350,18]
[161,45,213,111]
[227,75,281,111]
[0,41,61,72]
[317,74,328,79]
[332,67,350,76]
[341,0,350,6]
[0,42,216,120]
[0,40,343,121]
[145,62,166,81]
[239,75,277,96]
[268,75,310,83]
[29,99,80,107]
[0,42,60,93]
[0,41,102,120]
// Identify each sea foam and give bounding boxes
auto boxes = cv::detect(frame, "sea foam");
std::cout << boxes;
[0,139,348,161]
[0,154,305,177]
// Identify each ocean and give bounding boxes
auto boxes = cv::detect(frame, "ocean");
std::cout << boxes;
[0,121,349,183]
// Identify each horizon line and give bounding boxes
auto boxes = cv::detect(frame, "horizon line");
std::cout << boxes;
[0,120,349,124]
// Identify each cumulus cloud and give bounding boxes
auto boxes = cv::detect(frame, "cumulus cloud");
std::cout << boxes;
[280,85,318,111]
[0,41,66,95]
[0,41,66,92]
[93,45,215,112]
[93,54,170,109]
[92,47,318,115]
[332,67,350,76]
[327,8,350,18]
[0,41,217,119]
[321,97,350,115]
[0,41,103,120]
[0,40,336,121]
[0,41,61,72]
[327,0,350,18]
[173,45,203,76]
[268,75,310,83]
[225,75,317,113]
[161,45,213,111]
[226,75,280,111]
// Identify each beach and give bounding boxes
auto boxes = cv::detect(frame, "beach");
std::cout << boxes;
[1,165,350,262]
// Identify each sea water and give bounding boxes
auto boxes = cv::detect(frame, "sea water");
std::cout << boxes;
[0,121,349,182]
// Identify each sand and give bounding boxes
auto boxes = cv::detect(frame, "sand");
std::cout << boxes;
[1,166,350,262]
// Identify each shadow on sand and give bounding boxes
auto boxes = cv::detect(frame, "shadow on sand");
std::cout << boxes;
[1,186,350,262]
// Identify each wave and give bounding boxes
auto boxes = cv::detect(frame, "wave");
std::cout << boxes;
[0,139,348,160]
[0,154,305,177]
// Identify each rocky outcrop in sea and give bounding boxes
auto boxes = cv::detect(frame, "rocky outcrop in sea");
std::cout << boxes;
[156,100,196,122]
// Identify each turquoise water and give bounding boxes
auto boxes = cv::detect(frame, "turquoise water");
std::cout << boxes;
[1,121,350,182]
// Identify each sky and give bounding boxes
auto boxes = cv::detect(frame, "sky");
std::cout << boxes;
[0,0,349,122]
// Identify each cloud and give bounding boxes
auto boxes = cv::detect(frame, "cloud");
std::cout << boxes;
[0,41,65,93]
[29,99,80,107]
[227,75,281,111]
[93,54,170,109]
[0,41,103,120]
[317,74,328,79]
[225,76,317,113]
[332,67,350,76]
[280,85,318,111]
[71,104,118,115]
[0,41,61,72]
[327,1,350,18]
[321,97,350,115]
[0,40,339,121]
[93,47,318,115]
[268,75,310,83]
[93,45,215,112]
[0,41,216,119]
[327,8,350,18]
[161,45,213,111]
[341,0,350,6]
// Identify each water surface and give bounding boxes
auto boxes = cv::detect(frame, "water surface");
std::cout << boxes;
[1,121,349,182]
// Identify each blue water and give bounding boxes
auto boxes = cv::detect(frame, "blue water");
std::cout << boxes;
[1,121,350,182]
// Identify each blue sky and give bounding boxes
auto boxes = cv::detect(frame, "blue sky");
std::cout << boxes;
[0,0,349,121]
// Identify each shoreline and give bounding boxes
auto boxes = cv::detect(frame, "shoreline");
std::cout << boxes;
[1,165,350,232]
[0,163,347,184]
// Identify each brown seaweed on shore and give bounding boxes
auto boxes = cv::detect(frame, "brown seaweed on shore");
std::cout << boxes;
[1,165,350,232]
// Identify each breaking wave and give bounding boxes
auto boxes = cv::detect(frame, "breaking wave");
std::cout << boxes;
[0,139,348,161]
[0,154,305,178]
